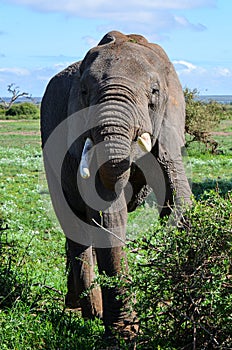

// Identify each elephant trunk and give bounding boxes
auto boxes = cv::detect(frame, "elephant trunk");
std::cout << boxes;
[91,101,134,192]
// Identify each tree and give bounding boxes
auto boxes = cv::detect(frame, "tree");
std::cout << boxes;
[184,88,224,153]
[0,83,31,110]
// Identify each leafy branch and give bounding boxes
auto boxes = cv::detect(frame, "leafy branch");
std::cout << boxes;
[184,88,224,153]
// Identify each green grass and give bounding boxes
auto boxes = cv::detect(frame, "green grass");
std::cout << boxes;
[190,155,232,180]
[0,119,40,133]
[184,117,232,197]
[0,118,231,349]
[0,120,40,147]
[215,118,232,132]
[0,120,107,349]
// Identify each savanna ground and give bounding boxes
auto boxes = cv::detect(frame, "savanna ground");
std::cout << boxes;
[0,111,231,349]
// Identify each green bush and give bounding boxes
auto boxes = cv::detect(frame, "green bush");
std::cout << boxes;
[99,191,232,349]
[5,102,39,119]
[0,104,6,117]
[184,88,224,152]
[222,104,232,120]
[127,191,232,349]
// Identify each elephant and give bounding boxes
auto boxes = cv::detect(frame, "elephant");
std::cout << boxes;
[40,31,192,339]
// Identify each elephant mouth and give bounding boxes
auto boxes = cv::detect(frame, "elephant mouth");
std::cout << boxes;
[80,133,152,179]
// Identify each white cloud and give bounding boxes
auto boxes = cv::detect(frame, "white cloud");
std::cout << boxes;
[0,67,30,76]
[82,36,99,48]
[174,61,232,83]
[172,60,232,94]
[6,0,216,12]
[213,67,232,77]
[174,16,206,31]
[4,0,214,34]
[37,75,51,82]
[0,60,80,96]
[173,60,198,74]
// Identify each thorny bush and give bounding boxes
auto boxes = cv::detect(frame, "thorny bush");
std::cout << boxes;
[98,191,232,349]
[184,88,224,153]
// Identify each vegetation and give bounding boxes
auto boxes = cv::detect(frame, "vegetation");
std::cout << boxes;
[0,83,31,110]
[4,102,40,119]
[0,102,40,120]
[121,192,232,348]
[184,88,225,152]
[184,89,232,153]
[0,83,39,120]
[0,98,232,349]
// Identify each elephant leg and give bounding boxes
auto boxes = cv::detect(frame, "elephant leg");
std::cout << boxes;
[65,238,102,319]
[96,246,137,337]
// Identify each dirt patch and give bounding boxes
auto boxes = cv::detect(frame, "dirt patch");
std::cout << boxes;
[211,131,232,136]
[0,131,40,135]
[0,119,36,122]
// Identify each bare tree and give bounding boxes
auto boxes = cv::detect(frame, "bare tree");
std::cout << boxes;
[0,83,32,110]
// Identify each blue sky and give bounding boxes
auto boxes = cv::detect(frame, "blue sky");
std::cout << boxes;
[0,0,231,96]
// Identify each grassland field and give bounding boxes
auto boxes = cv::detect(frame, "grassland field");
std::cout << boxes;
[0,117,231,349]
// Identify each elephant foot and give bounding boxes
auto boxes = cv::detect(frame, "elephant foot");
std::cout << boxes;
[65,291,81,309]
[104,320,139,349]
[112,320,138,340]
[103,317,139,349]
[65,288,103,320]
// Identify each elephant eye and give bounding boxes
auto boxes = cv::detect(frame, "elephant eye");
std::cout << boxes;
[81,87,88,95]
[152,87,159,94]
[149,85,159,110]
[80,85,89,105]
[151,83,159,95]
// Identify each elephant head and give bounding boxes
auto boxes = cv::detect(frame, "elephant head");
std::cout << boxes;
[72,33,166,190]
[65,32,190,214]
[41,31,192,340]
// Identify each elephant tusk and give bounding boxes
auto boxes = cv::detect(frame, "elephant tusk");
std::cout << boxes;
[80,138,94,179]
[137,132,152,152]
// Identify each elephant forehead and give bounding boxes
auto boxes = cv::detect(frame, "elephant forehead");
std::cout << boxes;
[83,44,151,76]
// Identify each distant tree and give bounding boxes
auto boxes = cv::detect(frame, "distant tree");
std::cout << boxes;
[184,88,224,153]
[0,83,32,110]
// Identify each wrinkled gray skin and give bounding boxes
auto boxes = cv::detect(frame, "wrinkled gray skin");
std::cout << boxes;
[41,31,192,334]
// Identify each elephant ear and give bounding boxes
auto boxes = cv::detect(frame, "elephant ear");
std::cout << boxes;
[157,62,186,161]
[66,63,86,159]
[41,61,81,147]
[67,64,82,117]
[98,32,116,46]
[145,42,185,160]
